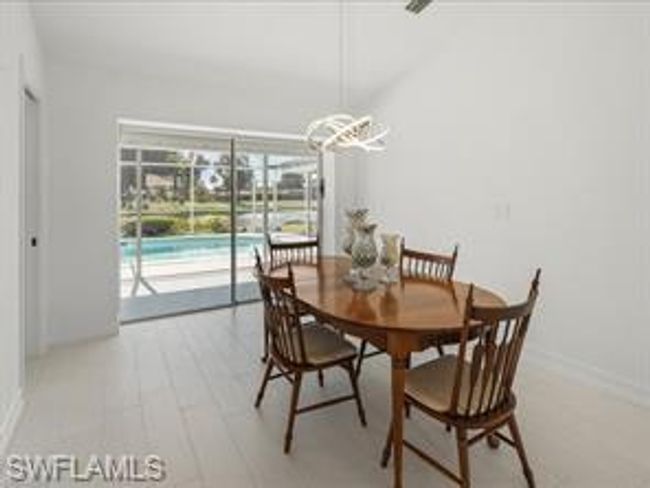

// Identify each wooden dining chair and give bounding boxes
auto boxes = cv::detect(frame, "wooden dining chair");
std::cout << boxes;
[266,234,320,270]
[400,241,458,282]
[263,237,327,381]
[256,245,327,386]
[254,264,367,453]
[356,242,459,378]
[381,269,541,488]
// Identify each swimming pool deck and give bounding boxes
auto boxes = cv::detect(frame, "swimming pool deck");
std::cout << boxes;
[118,233,315,320]
[120,255,256,297]
[119,257,259,322]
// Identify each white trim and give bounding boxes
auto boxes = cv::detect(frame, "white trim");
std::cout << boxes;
[118,118,310,144]
[524,343,650,408]
[0,389,24,456]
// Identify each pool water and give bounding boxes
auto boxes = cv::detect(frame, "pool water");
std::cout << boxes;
[120,234,264,262]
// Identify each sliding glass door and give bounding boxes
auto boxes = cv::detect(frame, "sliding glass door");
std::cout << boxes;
[118,123,322,322]
[233,140,321,302]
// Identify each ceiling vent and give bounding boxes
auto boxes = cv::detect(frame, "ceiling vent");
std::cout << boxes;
[405,0,434,14]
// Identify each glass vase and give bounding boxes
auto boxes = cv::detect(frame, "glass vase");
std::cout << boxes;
[351,223,378,291]
[342,208,369,256]
[379,233,401,284]
[342,208,369,284]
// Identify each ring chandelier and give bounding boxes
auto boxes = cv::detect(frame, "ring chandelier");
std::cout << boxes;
[306,114,389,153]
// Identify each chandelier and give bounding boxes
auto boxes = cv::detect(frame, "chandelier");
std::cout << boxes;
[306,114,389,153]
[305,1,389,153]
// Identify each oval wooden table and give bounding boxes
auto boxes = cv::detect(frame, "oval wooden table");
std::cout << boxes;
[273,256,505,488]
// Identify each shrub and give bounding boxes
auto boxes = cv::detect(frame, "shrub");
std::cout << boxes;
[191,215,229,234]
[211,216,230,233]
[122,216,179,237]
[121,215,231,238]
[170,218,190,235]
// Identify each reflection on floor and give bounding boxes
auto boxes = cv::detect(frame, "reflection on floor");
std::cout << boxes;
[6,304,650,487]
[120,282,259,323]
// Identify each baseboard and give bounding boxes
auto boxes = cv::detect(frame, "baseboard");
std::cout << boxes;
[0,389,24,456]
[524,344,650,408]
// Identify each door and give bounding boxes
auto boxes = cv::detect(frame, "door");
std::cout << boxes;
[234,138,322,302]
[117,122,324,321]
[23,90,40,358]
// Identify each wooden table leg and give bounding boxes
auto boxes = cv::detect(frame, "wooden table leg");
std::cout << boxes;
[391,353,408,488]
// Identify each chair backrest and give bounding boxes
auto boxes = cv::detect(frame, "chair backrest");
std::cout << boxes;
[400,241,458,282]
[267,234,320,270]
[256,263,309,366]
[450,269,541,418]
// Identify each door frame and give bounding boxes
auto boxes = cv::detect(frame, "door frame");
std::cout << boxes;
[19,84,44,376]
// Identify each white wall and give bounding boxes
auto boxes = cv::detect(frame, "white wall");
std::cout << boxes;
[44,59,340,345]
[0,2,44,451]
[357,6,650,403]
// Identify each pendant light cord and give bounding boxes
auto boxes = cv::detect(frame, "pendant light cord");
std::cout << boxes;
[339,0,347,112]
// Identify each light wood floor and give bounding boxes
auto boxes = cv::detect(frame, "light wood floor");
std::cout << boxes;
[5,304,650,487]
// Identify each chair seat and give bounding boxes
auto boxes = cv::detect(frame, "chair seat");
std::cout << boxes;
[406,355,487,414]
[298,325,357,366]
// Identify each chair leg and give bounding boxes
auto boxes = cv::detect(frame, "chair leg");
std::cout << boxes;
[345,361,367,427]
[255,359,274,408]
[318,369,325,387]
[261,321,269,363]
[355,340,368,378]
[508,416,535,488]
[405,354,411,418]
[380,422,394,468]
[436,344,445,356]
[284,372,303,454]
[456,427,471,488]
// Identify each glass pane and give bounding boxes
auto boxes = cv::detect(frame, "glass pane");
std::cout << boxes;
[268,154,319,242]
[188,155,233,295]
[119,145,233,306]
[135,162,194,298]
[235,152,265,301]
[119,164,138,298]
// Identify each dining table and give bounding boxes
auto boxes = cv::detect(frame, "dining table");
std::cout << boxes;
[271,255,505,488]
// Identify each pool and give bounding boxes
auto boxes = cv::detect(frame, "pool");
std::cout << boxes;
[120,234,265,263]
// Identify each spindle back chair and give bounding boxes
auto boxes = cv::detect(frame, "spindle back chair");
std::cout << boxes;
[256,266,307,366]
[256,247,327,384]
[254,264,367,453]
[381,269,541,488]
[267,234,320,270]
[400,241,458,281]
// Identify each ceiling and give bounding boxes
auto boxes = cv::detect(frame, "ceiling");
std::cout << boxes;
[30,1,640,102]
[30,1,439,102]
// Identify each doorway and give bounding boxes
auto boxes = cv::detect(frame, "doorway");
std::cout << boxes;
[22,88,41,360]
[117,121,323,322]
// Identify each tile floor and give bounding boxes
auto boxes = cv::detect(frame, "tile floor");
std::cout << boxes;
[4,304,650,487]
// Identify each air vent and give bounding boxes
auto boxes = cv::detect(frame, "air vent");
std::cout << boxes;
[405,0,433,14]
